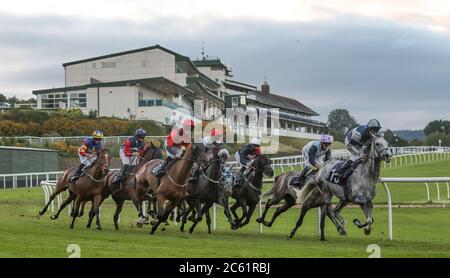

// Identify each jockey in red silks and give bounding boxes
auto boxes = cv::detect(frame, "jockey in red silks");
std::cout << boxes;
[154,119,196,177]
[114,128,147,183]
[69,130,105,183]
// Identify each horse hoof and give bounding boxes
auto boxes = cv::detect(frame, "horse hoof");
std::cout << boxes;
[115,226,119,230]
[78,212,84,217]
[136,222,143,228]
[363,228,371,236]
[50,215,58,220]
[39,210,45,216]
[86,225,91,229]
[164,222,170,226]
[161,228,166,232]
[96,226,102,230]
[320,238,327,241]
[255,218,262,223]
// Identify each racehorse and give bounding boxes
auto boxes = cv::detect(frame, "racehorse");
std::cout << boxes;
[66,149,111,229]
[104,142,163,230]
[146,143,211,234]
[230,155,274,229]
[316,135,392,235]
[180,146,237,233]
[257,171,346,240]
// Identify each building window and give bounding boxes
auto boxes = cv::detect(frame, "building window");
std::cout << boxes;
[232,97,238,107]
[138,92,143,101]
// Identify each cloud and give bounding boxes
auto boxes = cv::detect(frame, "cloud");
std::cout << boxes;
[0,12,449,130]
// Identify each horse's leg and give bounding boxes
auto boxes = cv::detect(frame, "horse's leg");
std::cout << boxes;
[130,192,147,227]
[318,203,328,241]
[39,185,66,215]
[180,200,193,232]
[353,201,374,235]
[50,190,75,220]
[150,197,175,234]
[237,203,248,225]
[113,198,125,230]
[189,202,213,234]
[230,201,241,225]
[288,205,308,238]
[69,197,82,229]
[325,202,347,236]
[86,201,95,228]
[333,199,350,228]
[220,197,237,230]
[238,203,255,228]
[256,198,274,224]
[93,195,103,230]
[264,196,295,227]
[204,204,213,234]
[188,201,203,233]
[78,201,88,217]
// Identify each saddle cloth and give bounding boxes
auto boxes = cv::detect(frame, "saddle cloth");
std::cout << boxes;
[326,161,347,186]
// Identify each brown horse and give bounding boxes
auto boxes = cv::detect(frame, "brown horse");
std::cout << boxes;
[67,149,111,229]
[104,142,163,230]
[144,143,210,234]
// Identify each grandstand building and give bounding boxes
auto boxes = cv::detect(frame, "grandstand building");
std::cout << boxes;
[33,45,324,138]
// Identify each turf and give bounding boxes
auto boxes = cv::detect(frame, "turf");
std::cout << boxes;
[1,157,450,258]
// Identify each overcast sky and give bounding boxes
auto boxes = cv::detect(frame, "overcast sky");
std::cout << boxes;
[1,0,450,130]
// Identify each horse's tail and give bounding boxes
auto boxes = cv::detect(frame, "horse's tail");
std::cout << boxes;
[296,180,319,204]
[261,175,279,198]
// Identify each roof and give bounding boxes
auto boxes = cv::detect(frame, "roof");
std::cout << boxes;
[61,44,220,88]
[63,44,188,67]
[248,90,319,116]
[193,58,232,76]
[33,77,194,97]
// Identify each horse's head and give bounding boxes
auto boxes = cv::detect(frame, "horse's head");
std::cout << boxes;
[252,155,274,177]
[142,141,163,161]
[191,143,211,169]
[372,136,392,163]
[97,148,111,175]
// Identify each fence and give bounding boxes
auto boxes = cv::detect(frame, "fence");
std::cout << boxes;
[2,147,450,189]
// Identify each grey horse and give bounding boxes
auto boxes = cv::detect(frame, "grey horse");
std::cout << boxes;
[256,171,346,240]
[316,135,392,235]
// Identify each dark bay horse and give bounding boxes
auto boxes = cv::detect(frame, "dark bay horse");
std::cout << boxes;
[104,142,163,230]
[66,149,111,229]
[230,155,274,229]
[147,143,211,234]
[180,147,236,234]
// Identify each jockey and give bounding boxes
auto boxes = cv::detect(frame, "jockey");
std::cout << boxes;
[188,128,224,185]
[154,119,195,177]
[69,130,105,183]
[291,135,332,187]
[233,137,262,188]
[115,128,147,183]
[337,119,382,178]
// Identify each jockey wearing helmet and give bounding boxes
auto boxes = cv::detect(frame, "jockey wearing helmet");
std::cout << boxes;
[154,119,195,177]
[233,137,262,188]
[114,128,147,183]
[336,119,382,178]
[291,134,333,188]
[69,130,105,183]
[188,128,224,185]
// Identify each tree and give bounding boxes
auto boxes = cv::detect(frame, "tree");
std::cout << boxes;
[424,120,450,136]
[327,108,358,142]
[0,93,7,103]
[425,132,450,146]
[383,129,408,147]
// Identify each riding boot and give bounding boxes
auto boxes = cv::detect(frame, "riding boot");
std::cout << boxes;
[155,157,173,177]
[114,164,129,184]
[335,159,353,175]
[69,164,84,183]
[342,159,363,179]
[188,167,201,185]
[291,166,310,188]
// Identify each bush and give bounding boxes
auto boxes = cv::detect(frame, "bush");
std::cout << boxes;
[425,132,450,146]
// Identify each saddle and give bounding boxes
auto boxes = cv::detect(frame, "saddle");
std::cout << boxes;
[290,170,317,189]
[326,161,349,186]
